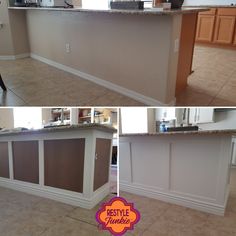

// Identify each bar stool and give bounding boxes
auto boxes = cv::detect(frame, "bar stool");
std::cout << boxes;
[0,74,7,91]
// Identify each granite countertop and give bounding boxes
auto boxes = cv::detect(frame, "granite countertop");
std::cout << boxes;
[184,5,236,8]
[0,124,116,136]
[120,129,236,137]
[8,6,208,15]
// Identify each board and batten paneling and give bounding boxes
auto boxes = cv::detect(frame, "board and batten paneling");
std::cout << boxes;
[0,142,9,178]
[12,141,39,184]
[120,134,232,215]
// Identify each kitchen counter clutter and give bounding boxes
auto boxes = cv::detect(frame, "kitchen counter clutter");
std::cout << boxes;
[120,129,235,215]
[0,124,116,209]
[4,3,206,105]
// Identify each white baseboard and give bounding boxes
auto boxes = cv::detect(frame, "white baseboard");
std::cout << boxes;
[120,182,225,216]
[30,53,175,106]
[0,177,109,209]
[0,53,30,60]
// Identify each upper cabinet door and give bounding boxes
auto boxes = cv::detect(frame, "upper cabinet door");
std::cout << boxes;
[197,108,214,124]
[189,108,214,124]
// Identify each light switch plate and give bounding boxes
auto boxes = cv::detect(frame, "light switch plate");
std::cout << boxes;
[174,38,179,53]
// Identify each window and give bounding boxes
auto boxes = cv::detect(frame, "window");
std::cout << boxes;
[83,0,109,9]
[120,108,148,134]
[13,108,42,129]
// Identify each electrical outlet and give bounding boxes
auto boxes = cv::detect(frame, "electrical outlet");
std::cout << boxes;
[174,38,179,53]
[65,43,70,53]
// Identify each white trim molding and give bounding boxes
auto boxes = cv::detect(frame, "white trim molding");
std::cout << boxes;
[0,53,30,60]
[120,182,227,216]
[0,177,109,209]
[30,53,174,106]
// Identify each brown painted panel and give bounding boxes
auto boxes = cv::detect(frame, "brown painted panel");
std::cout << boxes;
[44,139,85,193]
[12,141,39,184]
[176,13,198,96]
[0,142,9,178]
[93,138,112,191]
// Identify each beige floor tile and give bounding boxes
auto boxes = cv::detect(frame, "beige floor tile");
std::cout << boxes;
[226,197,236,214]
[216,80,236,103]
[41,216,110,236]
[176,86,214,106]
[205,212,236,234]
[32,198,76,217]
[68,194,114,226]
[188,76,225,97]
[209,97,236,106]
[86,90,144,106]
[0,89,26,106]
[0,187,115,236]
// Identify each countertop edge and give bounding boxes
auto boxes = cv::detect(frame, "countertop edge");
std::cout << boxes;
[8,6,209,15]
[0,124,116,137]
[120,129,236,137]
[183,5,236,8]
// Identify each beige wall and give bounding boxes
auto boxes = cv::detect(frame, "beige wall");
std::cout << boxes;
[26,10,182,104]
[9,10,30,55]
[0,1,29,56]
[0,108,14,129]
[42,108,52,124]
[0,0,14,55]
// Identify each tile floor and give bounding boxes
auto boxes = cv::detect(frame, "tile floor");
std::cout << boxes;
[0,59,142,106]
[0,187,114,236]
[176,46,236,106]
[0,45,235,106]
[0,169,235,236]
[120,167,236,236]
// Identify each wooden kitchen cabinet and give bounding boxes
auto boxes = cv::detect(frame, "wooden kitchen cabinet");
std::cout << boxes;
[234,26,236,45]
[196,15,215,42]
[214,15,235,44]
[196,7,236,47]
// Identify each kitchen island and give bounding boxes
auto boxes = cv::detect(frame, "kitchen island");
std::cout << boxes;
[0,124,116,209]
[6,5,207,105]
[120,129,236,215]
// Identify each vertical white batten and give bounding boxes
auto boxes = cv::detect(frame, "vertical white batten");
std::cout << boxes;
[38,140,44,186]
[8,141,14,180]
[82,132,95,198]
